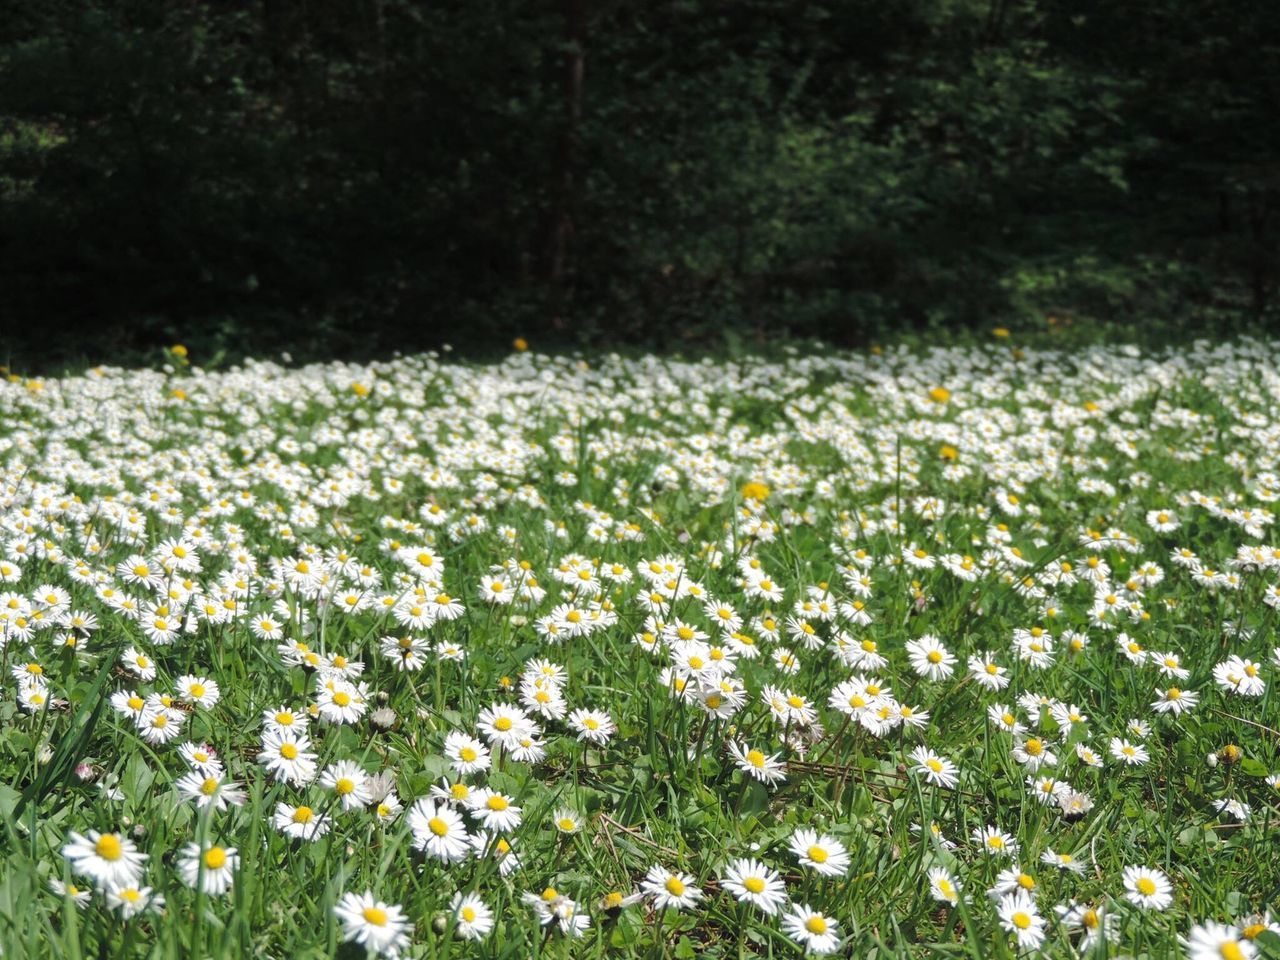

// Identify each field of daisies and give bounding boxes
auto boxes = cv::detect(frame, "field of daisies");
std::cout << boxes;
[1,339,1279,959]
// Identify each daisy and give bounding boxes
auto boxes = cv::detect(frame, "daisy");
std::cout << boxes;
[273,802,332,840]
[1151,685,1199,716]
[262,704,309,736]
[968,654,1011,690]
[720,858,789,915]
[476,702,533,749]
[111,689,149,721]
[317,680,367,724]
[1074,742,1103,768]
[788,829,851,877]
[551,808,582,835]
[927,866,961,905]
[176,674,220,708]
[1011,736,1056,771]
[257,729,318,785]
[1183,921,1257,960]
[121,647,157,681]
[62,831,148,889]
[450,892,494,941]
[909,745,959,788]
[319,760,372,810]
[642,865,703,911]
[178,742,223,776]
[905,635,956,681]
[1041,849,1086,874]
[600,889,644,913]
[567,707,616,745]
[988,866,1037,899]
[466,788,523,832]
[444,731,492,775]
[175,770,246,811]
[728,741,787,786]
[407,799,472,862]
[761,686,817,726]
[106,883,164,918]
[972,825,1018,858]
[50,879,92,909]
[1213,797,1251,822]
[987,704,1026,736]
[781,904,842,954]
[334,891,412,958]
[1056,901,1118,948]
[178,843,238,895]
[1123,865,1173,910]
[1109,737,1150,766]
[996,891,1046,951]
[523,888,592,937]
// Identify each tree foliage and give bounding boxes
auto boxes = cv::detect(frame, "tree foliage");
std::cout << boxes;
[1,0,1276,368]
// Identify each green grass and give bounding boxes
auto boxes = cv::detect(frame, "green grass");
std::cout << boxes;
[0,339,1278,958]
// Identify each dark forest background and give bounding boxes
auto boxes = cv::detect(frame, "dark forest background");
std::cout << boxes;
[1,0,1278,370]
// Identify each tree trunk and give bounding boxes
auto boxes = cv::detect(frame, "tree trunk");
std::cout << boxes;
[545,0,586,323]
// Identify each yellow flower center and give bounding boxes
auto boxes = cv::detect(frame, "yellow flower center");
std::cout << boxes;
[362,907,388,926]
[204,847,227,870]
[292,806,314,823]
[428,817,449,836]
[805,916,828,935]
[807,846,829,863]
[335,778,355,795]
[664,877,685,897]
[95,834,123,861]
[1136,877,1157,896]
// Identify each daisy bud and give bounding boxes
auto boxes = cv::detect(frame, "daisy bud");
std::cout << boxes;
[370,707,397,730]
[1205,752,1218,768]
[431,914,448,935]
[75,763,97,782]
